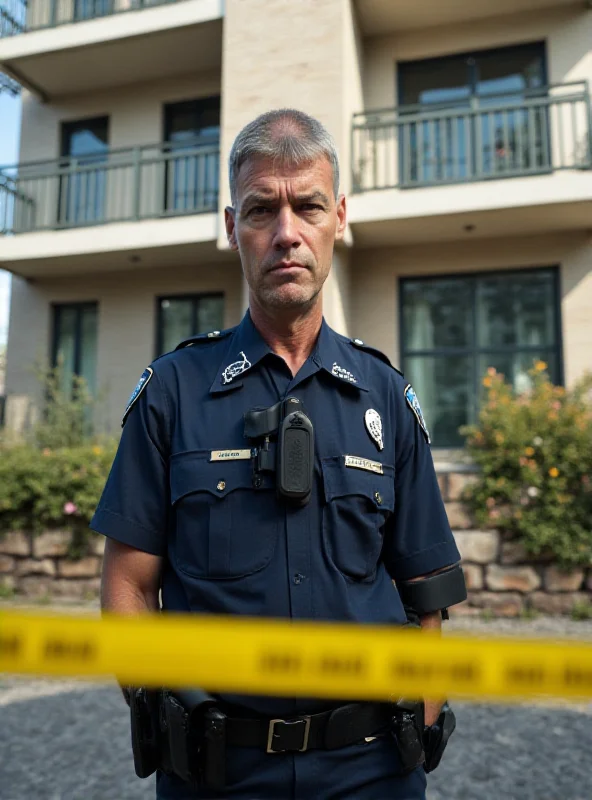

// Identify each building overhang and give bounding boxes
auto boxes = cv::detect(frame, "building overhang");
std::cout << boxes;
[0,212,220,277]
[348,172,592,247]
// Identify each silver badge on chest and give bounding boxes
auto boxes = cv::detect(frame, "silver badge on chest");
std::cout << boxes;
[221,351,252,384]
[364,408,384,451]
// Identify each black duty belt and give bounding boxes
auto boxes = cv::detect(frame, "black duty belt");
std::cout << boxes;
[224,702,394,753]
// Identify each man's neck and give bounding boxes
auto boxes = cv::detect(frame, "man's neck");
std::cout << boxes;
[249,297,323,377]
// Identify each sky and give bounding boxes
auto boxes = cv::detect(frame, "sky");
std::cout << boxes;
[0,91,20,348]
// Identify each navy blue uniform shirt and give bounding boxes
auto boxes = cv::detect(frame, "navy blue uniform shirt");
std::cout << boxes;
[91,311,460,715]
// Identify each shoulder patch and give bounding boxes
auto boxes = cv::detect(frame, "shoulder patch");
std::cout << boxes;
[349,338,404,376]
[404,383,431,444]
[122,367,153,427]
[175,328,233,351]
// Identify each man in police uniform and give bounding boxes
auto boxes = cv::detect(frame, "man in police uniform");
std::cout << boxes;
[93,109,466,799]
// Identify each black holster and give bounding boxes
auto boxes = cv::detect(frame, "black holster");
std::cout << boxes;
[130,688,162,779]
[390,699,457,774]
[390,700,425,773]
[130,688,227,791]
[423,702,456,773]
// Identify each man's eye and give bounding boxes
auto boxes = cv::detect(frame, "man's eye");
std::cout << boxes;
[301,203,323,212]
[249,206,271,216]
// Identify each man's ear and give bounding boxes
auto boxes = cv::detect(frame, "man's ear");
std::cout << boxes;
[225,206,239,251]
[335,194,347,241]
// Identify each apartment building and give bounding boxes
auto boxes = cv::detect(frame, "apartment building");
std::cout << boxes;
[0,0,591,450]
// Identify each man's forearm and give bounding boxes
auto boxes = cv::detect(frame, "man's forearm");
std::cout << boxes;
[420,611,443,727]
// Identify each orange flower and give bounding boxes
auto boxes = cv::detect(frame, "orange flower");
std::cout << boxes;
[549,467,559,478]
[534,360,547,372]
[42,448,51,457]
[495,432,505,445]
[483,376,493,388]
[92,445,103,456]
[524,446,535,457]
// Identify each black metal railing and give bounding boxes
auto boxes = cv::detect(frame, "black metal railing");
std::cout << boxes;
[352,82,592,192]
[0,137,219,235]
[0,0,183,37]
[0,71,20,94]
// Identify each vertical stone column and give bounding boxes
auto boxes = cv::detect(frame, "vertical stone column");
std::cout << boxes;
[218,0,363,334]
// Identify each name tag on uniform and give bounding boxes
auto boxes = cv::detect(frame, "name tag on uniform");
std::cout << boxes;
[344,455,384,475]
[210,449,253,462]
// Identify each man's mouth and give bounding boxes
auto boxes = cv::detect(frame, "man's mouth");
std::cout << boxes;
[269,261,308,275]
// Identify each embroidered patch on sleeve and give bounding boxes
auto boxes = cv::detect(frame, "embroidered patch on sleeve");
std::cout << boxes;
[122,367,153,427]
[404,383,431,444]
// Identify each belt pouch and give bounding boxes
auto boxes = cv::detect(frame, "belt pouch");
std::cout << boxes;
[130,688,161,779]
[390,701,425,773]
[202,708,227,791]
[163,692,193,783]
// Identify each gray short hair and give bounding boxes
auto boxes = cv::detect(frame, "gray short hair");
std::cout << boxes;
[228,109,340,205]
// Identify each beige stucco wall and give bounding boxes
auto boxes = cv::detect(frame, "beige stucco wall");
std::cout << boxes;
[4,259,243,434]
[18,70,222,164]
[363,5,592,111]
[350,231,592,387]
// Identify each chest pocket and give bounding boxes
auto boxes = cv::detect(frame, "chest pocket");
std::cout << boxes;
[170,450,278,580]
[321,456,395,581]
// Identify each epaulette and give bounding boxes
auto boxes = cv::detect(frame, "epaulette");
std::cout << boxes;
[175,328,233,350]
[349,337,404,377]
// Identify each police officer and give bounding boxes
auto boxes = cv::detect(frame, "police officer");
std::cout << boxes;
[93,108,466,799]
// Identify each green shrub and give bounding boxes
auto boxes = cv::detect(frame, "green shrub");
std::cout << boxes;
[461,363,592,569]
[30,362,96,450]
[0,442,117,535]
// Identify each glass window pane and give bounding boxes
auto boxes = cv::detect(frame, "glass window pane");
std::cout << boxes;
[405,355,473,448]
[511,271,556,347]
[478,350,558,395]
[159,298,194,355]
[197,296,224,334]
[403,278,473,351]
[54,307,77,394]
[79,306,98,394]
[477,270,556,348]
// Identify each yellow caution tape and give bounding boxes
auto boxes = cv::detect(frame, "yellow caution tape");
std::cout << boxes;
[2,610,592,703]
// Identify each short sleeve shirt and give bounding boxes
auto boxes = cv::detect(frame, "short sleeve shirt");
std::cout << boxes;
[91,312,460,714]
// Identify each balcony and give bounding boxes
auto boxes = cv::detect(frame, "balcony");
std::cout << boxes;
[0,0,222,97]
[354,0,585,36]
[0,138,221,275]
[349,82,592,245]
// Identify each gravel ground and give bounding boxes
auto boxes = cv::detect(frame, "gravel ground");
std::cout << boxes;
[1,606,592,799]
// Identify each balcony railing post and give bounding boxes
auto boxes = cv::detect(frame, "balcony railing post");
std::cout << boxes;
[132,147,142,220]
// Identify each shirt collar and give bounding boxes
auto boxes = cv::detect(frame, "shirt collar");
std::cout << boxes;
[210,312,369,394]
[314,320,369,392]
[210,311,273,394]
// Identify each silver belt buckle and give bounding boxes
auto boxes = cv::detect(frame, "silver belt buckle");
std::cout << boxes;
[266,716,311,753]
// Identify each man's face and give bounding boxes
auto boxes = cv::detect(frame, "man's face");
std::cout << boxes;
[225,155,347,312]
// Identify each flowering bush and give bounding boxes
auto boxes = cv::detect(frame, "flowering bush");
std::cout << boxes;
[0,442,117,535]
[461,363,592,568]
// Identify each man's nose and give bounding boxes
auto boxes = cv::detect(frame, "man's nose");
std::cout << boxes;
[272,207,302,250]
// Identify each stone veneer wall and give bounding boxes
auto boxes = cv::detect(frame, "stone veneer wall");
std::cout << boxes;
[0,470,590,614]
[438,469,592,617]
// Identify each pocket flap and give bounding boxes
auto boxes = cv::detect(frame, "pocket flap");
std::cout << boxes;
[170,450,256,505]
[321,456,395,510]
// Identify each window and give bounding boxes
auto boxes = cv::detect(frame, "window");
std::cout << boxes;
[398,43,547,184]
[156,294,224,356]
[163,97,220,213]
[59,117,109,226]
[400,268,561,448]
[51,303,98,395]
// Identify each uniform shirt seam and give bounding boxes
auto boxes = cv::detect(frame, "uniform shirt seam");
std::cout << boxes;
[94,505,163,539]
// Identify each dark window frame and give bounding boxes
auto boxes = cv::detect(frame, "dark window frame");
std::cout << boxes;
[163,95,221,145]
[155,292,225,357]
[396,41,549,108]
[398,265,563,448]
[50,301,99,380]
